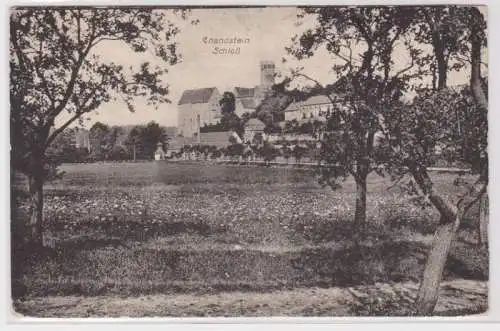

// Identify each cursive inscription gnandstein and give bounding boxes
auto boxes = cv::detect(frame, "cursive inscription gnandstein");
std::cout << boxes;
[202,36,250,55]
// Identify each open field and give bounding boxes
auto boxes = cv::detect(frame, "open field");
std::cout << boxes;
[11,162,488,317]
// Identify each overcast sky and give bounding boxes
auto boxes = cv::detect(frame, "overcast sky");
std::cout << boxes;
[60,6,487,129]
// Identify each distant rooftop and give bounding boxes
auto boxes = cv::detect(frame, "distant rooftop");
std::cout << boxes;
[199,132,232,149]
[234,87,256,98]
[244,118,266,130]
[239,98,257,109]
[178,87,218,105]
[285,94,340,112]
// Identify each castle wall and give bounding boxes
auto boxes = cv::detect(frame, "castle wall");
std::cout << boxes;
[178,61,275,137]
[260,61,276,92]
[234,98,258,117]
[285,103,331,122]
[178,90,221,137]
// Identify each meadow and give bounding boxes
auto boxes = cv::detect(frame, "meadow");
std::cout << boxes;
[11,162,488,317]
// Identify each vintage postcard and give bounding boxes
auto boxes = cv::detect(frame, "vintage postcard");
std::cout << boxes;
[9,4,489,319]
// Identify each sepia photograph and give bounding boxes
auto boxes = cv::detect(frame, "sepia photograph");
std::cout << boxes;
[9,4,489,318]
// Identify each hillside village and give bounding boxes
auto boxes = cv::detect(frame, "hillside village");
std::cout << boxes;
[59,60,465,166]
[60,60,341,164]
[163,60,343,162]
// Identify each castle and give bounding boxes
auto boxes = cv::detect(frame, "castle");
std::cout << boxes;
[177,61,276,138]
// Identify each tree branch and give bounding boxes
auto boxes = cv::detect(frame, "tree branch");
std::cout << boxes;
[10,21,27,71]
[394,55,415,79]
[457,172,487,215]
[409,165,457,220]
[45,111,84,148]
[33,38,57,110]
[45,14,100,127]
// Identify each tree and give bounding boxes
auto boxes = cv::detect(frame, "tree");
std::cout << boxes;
[417,7,487,315]
[219,91,244,137]
[240,111,253,124]
[211,148,222,160]
[226,143,245,161]
[287,6,416,227]
[287,5,487,314]
[123,122,167,160]
[45,127,81,163]
[10,8,185,246]
[381,87,487,316]
[411,6,473,90]
[89,122,111,161]
[292,145,307,164]
[258,141,280,166]
[124,126,143,161]
[284,119,299,134]
[376,7,488,315]
[264,122,282,135]
[141,121,168,159]
[281,142,292,163]
[109,144,128,161]
[254,84,291,125]
[242,144,254,162]
[220,91,236,115]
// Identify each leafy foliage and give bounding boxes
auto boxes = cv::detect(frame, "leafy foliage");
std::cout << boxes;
[124,121,168,160]
[10,8,184,175]
[378,87,487,175]
[254,84,291,125]
[218,91,244,136]
[257,141,281,163]
[286,6,419,226]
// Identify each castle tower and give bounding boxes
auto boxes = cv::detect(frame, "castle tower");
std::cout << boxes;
[260,61,275,93]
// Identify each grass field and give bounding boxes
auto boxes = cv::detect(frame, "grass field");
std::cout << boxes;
[11,161,488,317]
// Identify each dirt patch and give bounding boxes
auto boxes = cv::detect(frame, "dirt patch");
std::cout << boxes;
[12,279,488,317]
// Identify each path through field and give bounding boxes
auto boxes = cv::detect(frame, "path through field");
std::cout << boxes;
[14,280,487,317]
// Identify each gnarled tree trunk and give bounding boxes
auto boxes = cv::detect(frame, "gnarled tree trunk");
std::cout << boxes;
[478,194,488,247]
[412,166,486,315]
[415,214,460,315]
[27,172,44,247]
[353,174,367,228]
[26,152,45,248]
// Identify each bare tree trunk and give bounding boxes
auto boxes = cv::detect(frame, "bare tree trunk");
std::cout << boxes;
[470,10,488,110]
[27,171,44,247]
[354,174,367,228]
[412,166,486,315]
[426,8,448,90]
[415,214,460,315]
[435,47,447,89]
[478,194,488,246]
[470,7,488,248]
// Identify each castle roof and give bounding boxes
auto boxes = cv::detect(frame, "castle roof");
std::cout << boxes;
[168,136,197,150]
[244,118,266,130]
[178,87,218,105]
[234,87,256,98]
[239,98,257,109]
[284,94,339,112]
[200,132,232,148]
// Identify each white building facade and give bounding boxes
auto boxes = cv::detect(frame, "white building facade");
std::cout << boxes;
[178,61,276,138]
[177,87,222,138]
[284,95,338,122]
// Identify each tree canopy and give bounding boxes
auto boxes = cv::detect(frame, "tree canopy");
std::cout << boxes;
[10,8,184,174]
[10,7,187,247]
